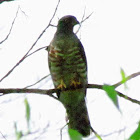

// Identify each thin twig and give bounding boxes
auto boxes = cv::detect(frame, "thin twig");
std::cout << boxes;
[89,127,127,140]
[87,84,140,105]
[24,74,50,89]
[76,11,93,34]
[60,124,68,140]
[19,6,28,17]
[116,90,140,105]
[0,0,61,83]
[113,71,140,88]
[76,7,86,34]
[49,24,57,27]
[90,126,102,140]
[0,131,7,140]
[25,46,48,58]
[33,123,50,140]
[0,6,19,44]
[80,12,93,24]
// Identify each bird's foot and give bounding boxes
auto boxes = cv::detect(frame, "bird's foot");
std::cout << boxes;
[70,80,81,88]
[57,79,66,89]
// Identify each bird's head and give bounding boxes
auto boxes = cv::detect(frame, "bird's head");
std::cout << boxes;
[57,15,79,33]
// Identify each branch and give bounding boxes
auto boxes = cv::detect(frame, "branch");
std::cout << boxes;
[0,88,58,100]
[0,6,19,44]
[115,90,140,105]
[76,11,93,34]
[90,126,102,140]
[24,74,50,88]
[87,84,140,105]
[0,0,61,83]
[0,86,140,106]
[25,46,48,58]
[0,131,6,140]
[80,12,93,24]
[113,71,140,88]
[0,71,139,105]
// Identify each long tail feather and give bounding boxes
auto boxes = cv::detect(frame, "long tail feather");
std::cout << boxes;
[59,88,91,137]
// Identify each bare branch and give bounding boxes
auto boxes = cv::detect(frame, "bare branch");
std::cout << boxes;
[80,12,93,24]
[0,0,61,83]
[0,131,7,140]
[19,6,28,17]
[0,6,19,44]
[0,88,58,100]
[49,24,57,27]
[33,123,50,140]
[25,46,48,58]
[76,7,86,34]
[90,126,102,140]
[113,71,140,88]
[87,84,103,89]
[24,74,50,89]
[115,90,140,105]
[76,11,93,34]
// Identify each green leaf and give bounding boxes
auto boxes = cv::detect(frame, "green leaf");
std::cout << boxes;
[68,129,82,140]
[24,98,31,132]
[14,122,23,140]
[129,122,140,140]
[120,68,128,88]
[103,85,119,111]
[16,131,23,140]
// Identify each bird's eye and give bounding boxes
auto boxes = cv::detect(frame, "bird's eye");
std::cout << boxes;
[64,19,68,22]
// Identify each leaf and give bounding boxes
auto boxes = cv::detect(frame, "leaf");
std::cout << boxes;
[24,98,31,132]
[129,122,140,140]
[103,85,120,111]
[16,131,23,140]
[14,122,23,140]
[68,129,82,140]
[120,68,128,88]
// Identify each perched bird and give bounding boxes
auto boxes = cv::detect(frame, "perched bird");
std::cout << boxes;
[48,15,91,137]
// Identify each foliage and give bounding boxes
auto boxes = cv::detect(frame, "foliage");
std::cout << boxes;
[68,129,82,140]
[129,122,140,140]
[14,98,31,140]
[103,85,119,111]
[120,68,128,89]
[24,98,31,133]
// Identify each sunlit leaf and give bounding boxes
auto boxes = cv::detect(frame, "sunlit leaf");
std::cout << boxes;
[24,98,31,132]
[120,68,128,88]
[129,122,140,140]
[16,131,23,140]
[103,85,120,111]
[14,122,23,140]
[68,129,82,140]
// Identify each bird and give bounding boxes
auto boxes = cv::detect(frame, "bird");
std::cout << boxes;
[47,15,91,137]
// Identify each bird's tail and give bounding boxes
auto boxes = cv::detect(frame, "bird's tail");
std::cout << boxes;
[60,89,91,137]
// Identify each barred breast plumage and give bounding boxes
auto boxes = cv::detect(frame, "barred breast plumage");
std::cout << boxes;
[48,15,91,137]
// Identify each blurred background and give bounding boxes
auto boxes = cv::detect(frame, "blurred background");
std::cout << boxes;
[0,0,140,139]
